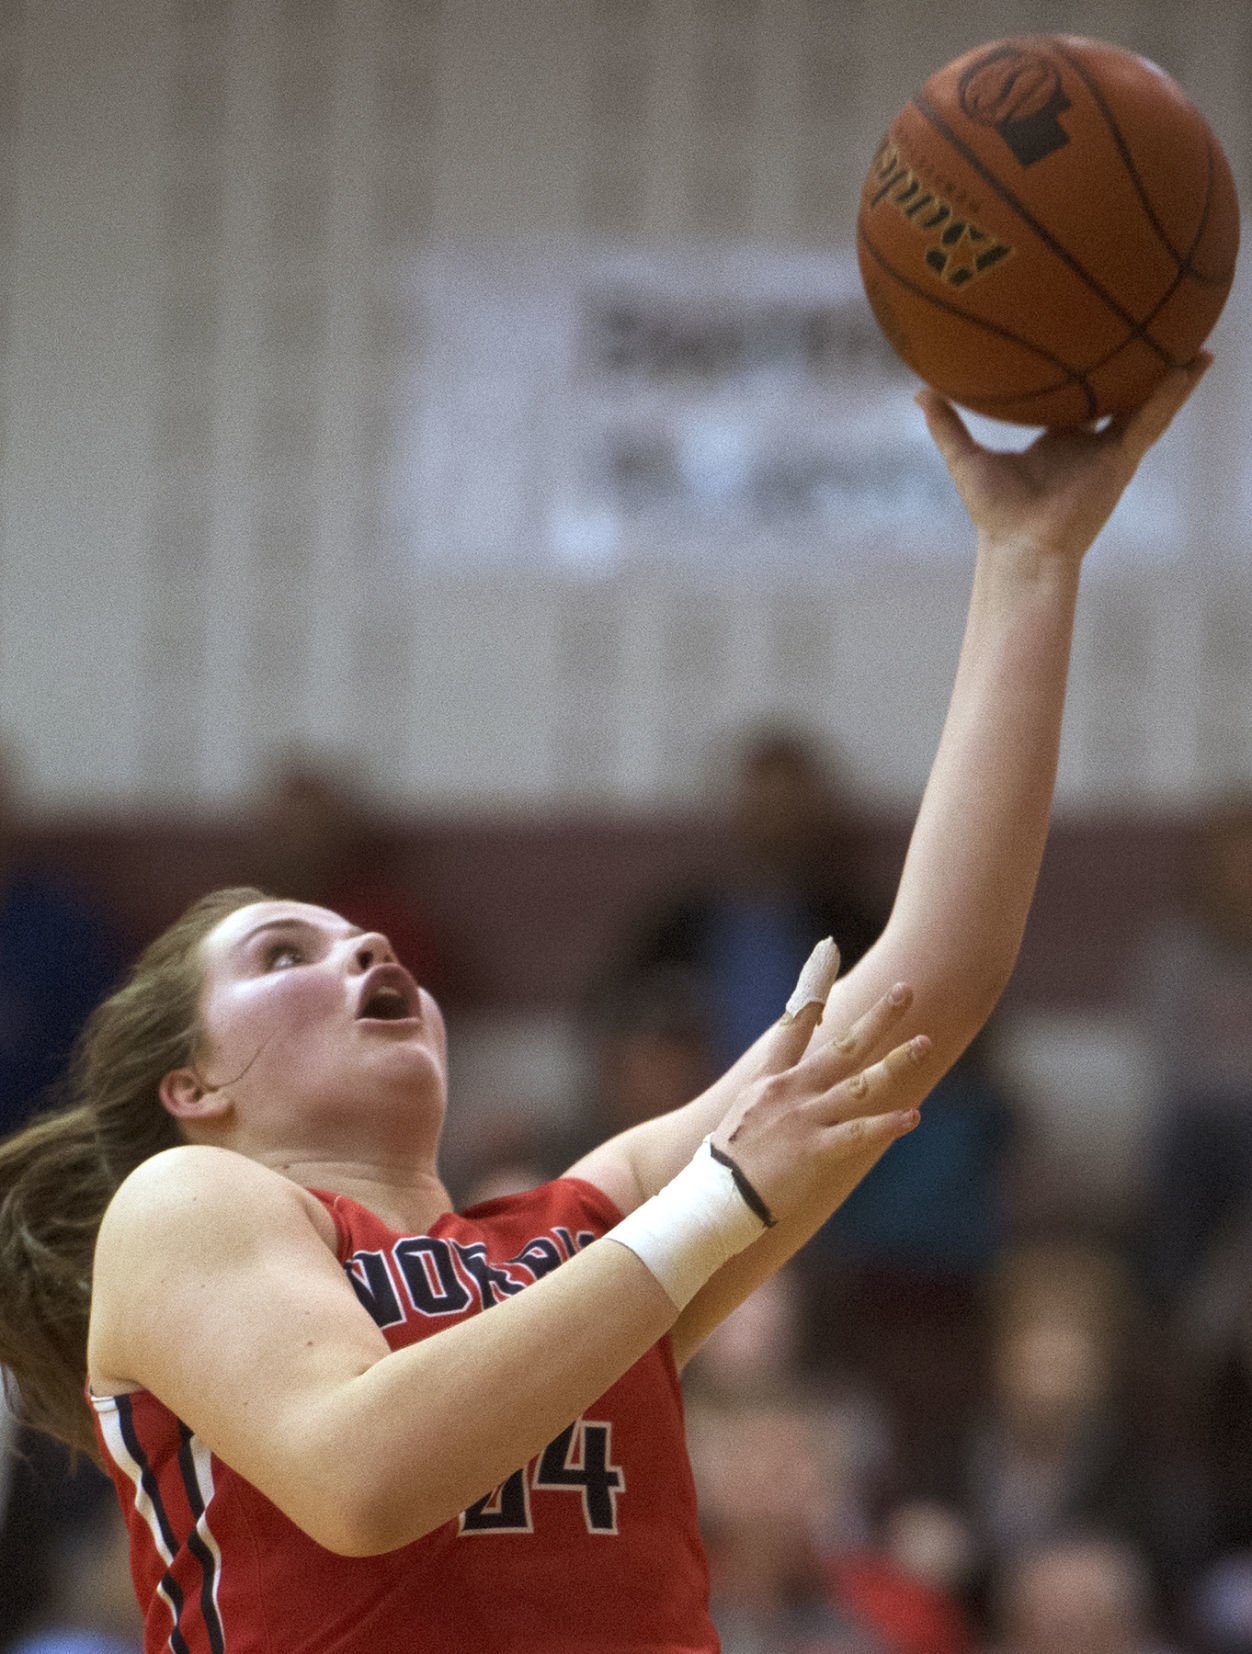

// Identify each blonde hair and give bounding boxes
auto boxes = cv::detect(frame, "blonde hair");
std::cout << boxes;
[0,887,266,1459]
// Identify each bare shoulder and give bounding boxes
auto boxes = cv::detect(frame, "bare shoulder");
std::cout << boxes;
[99,1144,335,1257]
[90,1146,339,1393]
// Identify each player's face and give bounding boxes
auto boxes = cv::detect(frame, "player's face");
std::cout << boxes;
[187,899,448,1150]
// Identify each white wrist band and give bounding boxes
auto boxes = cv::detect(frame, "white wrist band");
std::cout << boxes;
[603,1140,772,1310]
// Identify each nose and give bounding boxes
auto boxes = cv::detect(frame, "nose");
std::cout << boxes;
[351,932,396,971]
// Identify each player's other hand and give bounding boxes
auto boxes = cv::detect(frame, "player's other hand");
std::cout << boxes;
[708,970,930,1223]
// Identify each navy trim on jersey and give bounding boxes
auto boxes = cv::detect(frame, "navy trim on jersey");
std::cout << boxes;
[178,1424,227,1654]
[116,1394,194,1654]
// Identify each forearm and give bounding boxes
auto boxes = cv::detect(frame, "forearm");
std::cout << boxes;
[303,1241,674,1553]
[670,547,1080,1357]
[603,542,1080,1210]
[643,367,1205,1359]
[835,538,1081,1051]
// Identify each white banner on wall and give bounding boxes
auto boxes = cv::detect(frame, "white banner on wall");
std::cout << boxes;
[392,237,1216,579]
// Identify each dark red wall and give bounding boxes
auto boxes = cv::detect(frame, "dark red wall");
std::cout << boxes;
[15,812,1195,1015]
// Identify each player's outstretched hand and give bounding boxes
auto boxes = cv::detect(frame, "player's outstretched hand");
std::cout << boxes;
[916,352,1212,564]
[707,963,931,1223]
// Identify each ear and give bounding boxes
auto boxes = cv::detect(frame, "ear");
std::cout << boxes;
[158,1067,232,1122]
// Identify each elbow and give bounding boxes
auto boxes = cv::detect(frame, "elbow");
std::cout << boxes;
[967,954,1016,1027]
[881,917,1022,1042]
[294,1493,430,1558]
[335,1506,446,1558]
[299,1504,427,1559]
[291,1495,387,1559]
[296,1473,451,1558]
[917,958,1013,1072]
[275,1400,459,1555]
[944,968,1009,1050]
[948,925,1022,1021]
[320,1529,410,1560]
[313,1512,395,1559]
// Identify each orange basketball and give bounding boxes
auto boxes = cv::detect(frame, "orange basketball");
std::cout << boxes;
[856,36,1240,425]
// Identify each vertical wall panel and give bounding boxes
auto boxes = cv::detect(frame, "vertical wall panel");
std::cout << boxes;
[0,0,1249,812]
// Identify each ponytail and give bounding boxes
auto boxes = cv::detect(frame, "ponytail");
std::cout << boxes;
[0,887,266,1459]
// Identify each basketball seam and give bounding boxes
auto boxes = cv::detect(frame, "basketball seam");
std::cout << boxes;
[1047,39,1230,291]
[1108,140,1216,368]
[1176,134,1234,289]
[856,214,1098,419]
[914,142,1215,412]
[1047,37,1188,269]
[912,94,1174,366]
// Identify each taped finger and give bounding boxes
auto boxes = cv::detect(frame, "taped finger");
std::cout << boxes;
[781,937,840,1024]
[752,937,842,1079]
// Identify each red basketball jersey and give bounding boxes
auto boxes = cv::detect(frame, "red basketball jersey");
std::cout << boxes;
[92,1175,718,1654]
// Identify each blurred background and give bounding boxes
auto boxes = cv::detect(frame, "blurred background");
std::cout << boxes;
[3,0,1252,1649]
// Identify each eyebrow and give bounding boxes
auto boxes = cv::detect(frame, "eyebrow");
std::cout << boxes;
[236,917,366,952]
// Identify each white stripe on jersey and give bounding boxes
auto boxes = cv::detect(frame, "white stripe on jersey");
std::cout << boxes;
[93,1394,183,1638]
[187,1432,226,1640]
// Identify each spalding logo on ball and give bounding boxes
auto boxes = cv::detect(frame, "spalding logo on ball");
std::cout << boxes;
[857,35,1240,425]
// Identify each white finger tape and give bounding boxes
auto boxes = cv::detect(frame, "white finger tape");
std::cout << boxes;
[783,936,840,1021]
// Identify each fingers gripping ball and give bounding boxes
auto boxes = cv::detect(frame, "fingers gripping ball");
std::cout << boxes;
[857,35,1239,425]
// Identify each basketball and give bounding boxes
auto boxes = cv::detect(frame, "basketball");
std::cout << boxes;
[856,36,1240,426]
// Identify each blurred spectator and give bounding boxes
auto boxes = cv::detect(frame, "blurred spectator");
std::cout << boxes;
[8,1640,135,1654]
[447,965,718,1205]
[1192,1550,1252,1654]
[1130,794,1252,1304]
[558,964,717,1166]
[958,1241,1169,1590]
[245,754,443,992]
[0,745,124,1137]
[802,1030,1017,1489]
[1158,1209,1252,1579]
[819,1030,1015,1282]
[445,1086,564,1207]
[588,964,716,1134]
[0,1408,122,1653]
[989,1535,1178,1654]
[614,725,885,1069]
[0,1396,51,1643]
[689,1388,972,1654]
[0,748,126,1648]
[686,1278,973,1654]
[883,1500,980,1611]
[684,1264,810,1403]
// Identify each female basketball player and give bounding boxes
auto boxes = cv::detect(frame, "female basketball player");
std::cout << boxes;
[0,360,1208,1653]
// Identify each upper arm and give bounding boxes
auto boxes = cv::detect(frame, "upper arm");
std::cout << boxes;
[89,1147,391,1550]
[562,1134,646,1217]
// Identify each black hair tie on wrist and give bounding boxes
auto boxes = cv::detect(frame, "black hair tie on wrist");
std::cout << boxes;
[708,1143,778,1229]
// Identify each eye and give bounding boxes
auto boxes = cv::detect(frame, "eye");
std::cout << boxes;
[264,940,305,970]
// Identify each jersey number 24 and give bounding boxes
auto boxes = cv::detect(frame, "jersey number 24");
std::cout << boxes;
[459,1418,625,1537]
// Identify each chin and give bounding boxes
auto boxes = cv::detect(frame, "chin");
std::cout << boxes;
[356,1059,447,1158]
[386,1042,447,1102]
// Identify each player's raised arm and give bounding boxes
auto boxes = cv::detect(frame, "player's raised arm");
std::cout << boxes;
[570,358,1209,1361]
[826,356,1210,1054]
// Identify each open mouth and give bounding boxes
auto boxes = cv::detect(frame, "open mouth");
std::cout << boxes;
[359,988,412,1021]
[355,967,419,1023]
